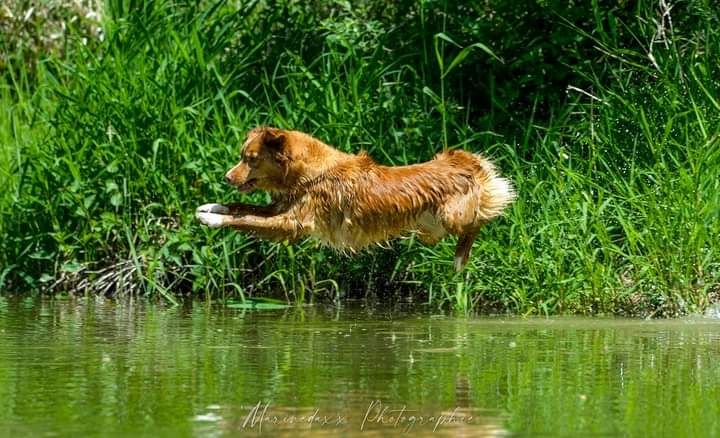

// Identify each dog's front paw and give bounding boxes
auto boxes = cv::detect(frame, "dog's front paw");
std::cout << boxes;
[196,212,228,228]
[196,203,230,214]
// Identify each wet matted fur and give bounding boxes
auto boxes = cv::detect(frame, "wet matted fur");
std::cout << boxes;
[196,127,515,270]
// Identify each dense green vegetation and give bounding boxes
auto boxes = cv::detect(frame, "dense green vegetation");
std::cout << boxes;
[1,0,718,315]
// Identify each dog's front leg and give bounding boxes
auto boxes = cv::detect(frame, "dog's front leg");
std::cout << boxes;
[227,203,278,216]
[196,211,310,242]
[196,203,280,217]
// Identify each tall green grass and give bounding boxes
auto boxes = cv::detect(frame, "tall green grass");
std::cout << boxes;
[0,0,718,315]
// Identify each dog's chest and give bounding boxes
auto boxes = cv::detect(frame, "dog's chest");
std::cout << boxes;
[310,212,372,250]
[309,209,424,251]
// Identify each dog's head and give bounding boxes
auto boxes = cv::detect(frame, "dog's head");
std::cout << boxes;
[225,127,295,193]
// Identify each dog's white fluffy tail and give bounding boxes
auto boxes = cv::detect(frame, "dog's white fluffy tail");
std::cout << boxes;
[475,155,516,221]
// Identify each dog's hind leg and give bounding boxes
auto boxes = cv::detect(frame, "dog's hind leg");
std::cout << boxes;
[454,229,479,272]
[437,192,481,270]
[416,211,447,245]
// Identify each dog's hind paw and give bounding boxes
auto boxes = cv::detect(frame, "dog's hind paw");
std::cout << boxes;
[196,212,228,228]
[196,203,229,214]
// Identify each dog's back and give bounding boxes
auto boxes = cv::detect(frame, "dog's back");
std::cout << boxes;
[298,149,515,269]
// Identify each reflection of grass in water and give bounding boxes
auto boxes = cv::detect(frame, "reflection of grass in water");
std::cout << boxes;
[0,0,718,315]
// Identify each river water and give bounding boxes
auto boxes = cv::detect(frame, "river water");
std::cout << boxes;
[0,298,718,437]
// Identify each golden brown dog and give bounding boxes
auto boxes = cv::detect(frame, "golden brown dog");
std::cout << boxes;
[196,127,515,270]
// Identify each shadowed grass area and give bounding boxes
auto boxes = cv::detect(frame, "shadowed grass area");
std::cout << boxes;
[0,0,718,315]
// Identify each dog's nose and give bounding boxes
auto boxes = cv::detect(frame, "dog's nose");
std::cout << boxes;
[224,174,233,185]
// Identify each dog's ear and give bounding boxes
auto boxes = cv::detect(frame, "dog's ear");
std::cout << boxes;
[263,128,286,152]
[263,129,292,180]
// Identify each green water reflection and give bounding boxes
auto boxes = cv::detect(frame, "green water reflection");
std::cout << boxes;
[0,298,718,437]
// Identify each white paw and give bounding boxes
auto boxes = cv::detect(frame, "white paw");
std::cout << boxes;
[196,212,228,228]
[196,203,229,214]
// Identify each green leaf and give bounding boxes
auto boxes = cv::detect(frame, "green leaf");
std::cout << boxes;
[61,261,83,273]
[110,193,123,207]
[422,86,441,103]
[443,42,502,78]
[30,250,53,260]
[83,194,96,209]
[434,32,462,48]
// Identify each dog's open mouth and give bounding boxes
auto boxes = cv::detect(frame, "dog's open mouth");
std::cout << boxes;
[237,178,258,192]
